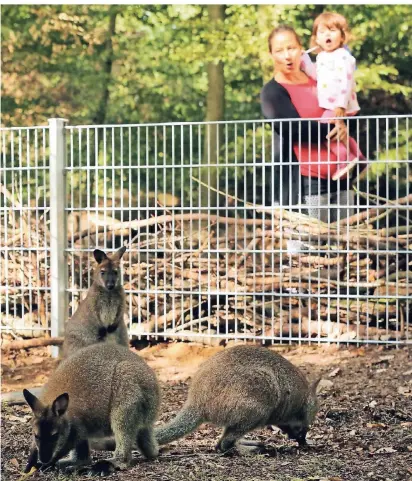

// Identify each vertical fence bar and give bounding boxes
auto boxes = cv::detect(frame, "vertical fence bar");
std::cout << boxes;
[49,118,68,356]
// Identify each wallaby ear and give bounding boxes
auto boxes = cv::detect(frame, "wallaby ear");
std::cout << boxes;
[23,389,44,415]
[52,393,69,417]
[113,245,126,261]
[311,377,322,394]
[94,249,108,264]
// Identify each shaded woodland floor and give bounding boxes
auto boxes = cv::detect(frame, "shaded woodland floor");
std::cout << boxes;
[1,342,412,481]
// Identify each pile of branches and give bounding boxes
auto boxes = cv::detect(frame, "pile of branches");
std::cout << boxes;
[69,190,412,343]
[0,185,50,338]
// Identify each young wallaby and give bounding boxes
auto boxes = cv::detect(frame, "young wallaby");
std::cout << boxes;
[23,343,160,473]
[155,345,320,453]
[63,246,129,358]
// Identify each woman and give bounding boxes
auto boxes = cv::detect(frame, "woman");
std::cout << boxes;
[260,25,355,223]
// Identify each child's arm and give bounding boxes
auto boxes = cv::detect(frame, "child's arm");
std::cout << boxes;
[300,51,317,80]
[334,107,346,117]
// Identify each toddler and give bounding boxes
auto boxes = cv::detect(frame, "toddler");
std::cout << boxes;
[301,12,365,181]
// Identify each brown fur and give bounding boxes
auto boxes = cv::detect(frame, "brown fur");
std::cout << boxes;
[155,345,320,452]
[63,246,129,358]
[23,344,160,473]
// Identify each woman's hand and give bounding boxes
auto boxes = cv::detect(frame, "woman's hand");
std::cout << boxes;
[327,119,349,146]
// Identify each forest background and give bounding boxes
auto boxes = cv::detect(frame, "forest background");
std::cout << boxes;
[2,4,411,126]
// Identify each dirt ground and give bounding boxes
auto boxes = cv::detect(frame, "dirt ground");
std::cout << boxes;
[1,341,412,481]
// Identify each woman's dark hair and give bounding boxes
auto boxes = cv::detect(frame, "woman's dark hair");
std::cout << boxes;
[268,25,302,53]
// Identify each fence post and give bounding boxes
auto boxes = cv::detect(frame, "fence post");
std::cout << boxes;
[49,118,67,357]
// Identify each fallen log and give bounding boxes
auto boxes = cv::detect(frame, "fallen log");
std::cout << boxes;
[1,337,64,351]
[265,318,396,341]
[337,192,412,227]
[70,213,405,249]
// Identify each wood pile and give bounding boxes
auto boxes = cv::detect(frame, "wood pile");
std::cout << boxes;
[0,183,50,338]
[69,191,412,343]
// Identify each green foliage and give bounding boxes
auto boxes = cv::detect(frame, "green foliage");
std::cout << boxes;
[2,4,411,126]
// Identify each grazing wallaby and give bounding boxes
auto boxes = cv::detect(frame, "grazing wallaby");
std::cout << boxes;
[63,246,129,358]
[23,343,160,473]
[155,345,320,453]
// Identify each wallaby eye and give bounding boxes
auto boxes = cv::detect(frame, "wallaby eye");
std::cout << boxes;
[100,270,105,275]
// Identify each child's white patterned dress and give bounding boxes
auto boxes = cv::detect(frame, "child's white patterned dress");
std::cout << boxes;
[312,48,360,114]
[300,47,365,181]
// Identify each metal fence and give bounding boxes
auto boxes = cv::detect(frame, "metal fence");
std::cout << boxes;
[1,126,51,337]
[1,116,411,346]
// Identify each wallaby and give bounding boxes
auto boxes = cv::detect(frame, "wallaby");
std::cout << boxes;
[23,343,160,473]
[63,246,129,358]
[155,345,320,453]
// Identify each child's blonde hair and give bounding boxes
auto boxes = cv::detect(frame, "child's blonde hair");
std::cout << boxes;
[310,12,352,49]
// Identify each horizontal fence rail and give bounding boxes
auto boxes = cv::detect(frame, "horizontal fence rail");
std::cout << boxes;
[1,115,411,346]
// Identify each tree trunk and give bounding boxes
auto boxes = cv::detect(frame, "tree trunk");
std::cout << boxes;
[201,5,225,208]
[93,6,118,125]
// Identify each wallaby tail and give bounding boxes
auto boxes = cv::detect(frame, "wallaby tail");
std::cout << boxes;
[155,404,202,445]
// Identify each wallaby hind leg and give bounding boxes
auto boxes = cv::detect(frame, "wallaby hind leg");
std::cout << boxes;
[108,406,140,470]
[216,425,250,453]
[137,427,159,460]
[216,419,263,454]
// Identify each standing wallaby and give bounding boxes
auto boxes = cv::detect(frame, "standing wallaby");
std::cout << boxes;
[63,246,129,358]
[23,343,160,473]
[155,345,320,452]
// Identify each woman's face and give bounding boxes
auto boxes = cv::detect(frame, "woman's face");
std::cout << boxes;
[270,31,302,74]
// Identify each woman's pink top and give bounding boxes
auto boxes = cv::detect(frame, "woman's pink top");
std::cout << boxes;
[279,77,338,179]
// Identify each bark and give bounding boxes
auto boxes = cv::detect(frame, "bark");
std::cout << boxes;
[201,5,226,208]
[93,6,118,125]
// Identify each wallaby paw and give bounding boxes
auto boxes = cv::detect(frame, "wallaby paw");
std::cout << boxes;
[59,465,85,475]
[114,461,129,471]
[238,439,265,448]
[77,460,117,477]
[237,443,265,456]
[56,458,92,474]
[297,439,313,450]
[143,448,159,461]
[31,462,56,473]
[24,462,43,473]
[215,442,236,455]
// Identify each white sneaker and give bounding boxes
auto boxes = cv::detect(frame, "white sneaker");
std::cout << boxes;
[286,240,308,254]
